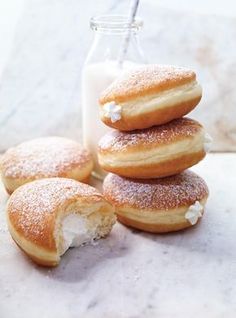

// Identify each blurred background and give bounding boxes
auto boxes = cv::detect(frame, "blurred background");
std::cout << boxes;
[0,0,235,152]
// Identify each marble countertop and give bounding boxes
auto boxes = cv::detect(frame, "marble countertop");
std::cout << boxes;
[0,1,235,317]
[0,153,236,318]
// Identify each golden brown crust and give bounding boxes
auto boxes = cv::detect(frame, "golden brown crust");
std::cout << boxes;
[0,137,93,193]
[5,174,92,195]
[98,118,206,178]
[99,117,203,153]
[13,239,59,267]
[116,213,202,233]
[100,65,196,104]
[7,178,115,266]
[103,172,209,233]
[0,137,93,179]
[7,178,103,251]
[100,150,206,179]
[103,171,209,210]
[100,96,201,131]
[26,254,58,267]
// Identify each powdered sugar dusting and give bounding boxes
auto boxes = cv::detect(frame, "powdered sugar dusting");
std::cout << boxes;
[99,118,202,152]
[103,171,209,210]
[7,178,102,242]
[100,64,196,104]
[1,137,92,179]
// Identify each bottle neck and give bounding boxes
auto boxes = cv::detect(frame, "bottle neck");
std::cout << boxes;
[90,14,143,34]
[85,15,145,65]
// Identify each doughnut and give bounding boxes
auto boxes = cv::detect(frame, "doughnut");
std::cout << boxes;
[98,117,211,179]
[0,137,93,194]
[103,171,209,233]
[7,178,116,266]
[99,64,202,131]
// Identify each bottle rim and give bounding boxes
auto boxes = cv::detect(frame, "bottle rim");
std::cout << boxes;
[90,15,143,33]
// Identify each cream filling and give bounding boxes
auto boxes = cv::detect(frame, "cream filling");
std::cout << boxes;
[101,81,202,119]
[185,201,203,225]
[99,130,205,167]
[103,102,122,123]
[60,213,98,256]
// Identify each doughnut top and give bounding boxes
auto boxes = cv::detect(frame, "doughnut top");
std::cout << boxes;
[103,171,209,210]
[99,118,203,153]
[100,64,196,104]
[7,178,104,249]
[1,137,92,179]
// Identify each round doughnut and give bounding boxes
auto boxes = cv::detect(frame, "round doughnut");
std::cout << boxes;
[99,64,202,131]
[0,137,94,194]
[7,178,116,267]
[103,171,209,233]
[98,117,210,179]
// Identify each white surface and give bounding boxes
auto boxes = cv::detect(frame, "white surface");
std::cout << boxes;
[0,153,236,318]
[152,0,236,17]
[0,0,25,78]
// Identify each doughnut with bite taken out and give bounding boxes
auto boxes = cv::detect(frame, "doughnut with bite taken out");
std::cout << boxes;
[7,178,116,267]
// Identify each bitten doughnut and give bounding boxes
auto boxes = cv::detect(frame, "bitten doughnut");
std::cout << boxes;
[0,137,93,194]
[99,64,202,131]
[103,171,209,233]
[98,118,211,179]
[7,178,116,266]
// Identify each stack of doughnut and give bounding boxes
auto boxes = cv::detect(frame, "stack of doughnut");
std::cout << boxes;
[98,64,212,233]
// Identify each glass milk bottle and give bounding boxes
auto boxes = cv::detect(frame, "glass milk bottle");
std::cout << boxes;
[82,15,145,179]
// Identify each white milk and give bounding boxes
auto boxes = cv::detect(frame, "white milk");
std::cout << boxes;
[82,60,138,178]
